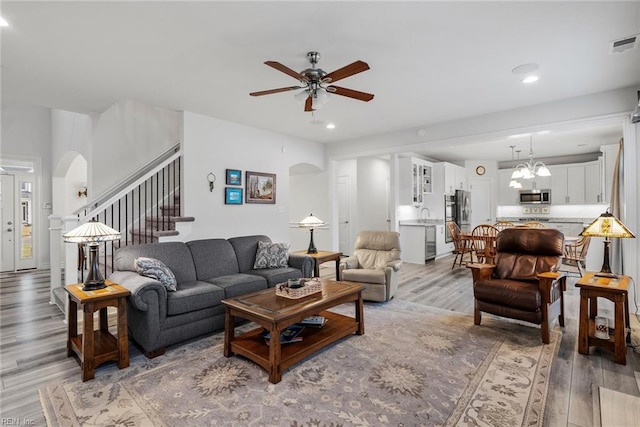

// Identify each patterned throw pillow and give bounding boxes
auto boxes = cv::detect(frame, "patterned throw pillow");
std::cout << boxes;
[253,241,290,269]
[134,257,177,291]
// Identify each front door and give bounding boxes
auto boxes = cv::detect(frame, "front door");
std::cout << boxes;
[1,175,16,272]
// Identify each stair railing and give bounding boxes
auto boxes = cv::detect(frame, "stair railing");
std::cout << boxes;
[51,144,183,310]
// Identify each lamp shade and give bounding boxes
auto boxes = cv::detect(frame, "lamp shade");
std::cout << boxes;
[299,213,325,229]
[581,211,635,239]
[63,220,122,243]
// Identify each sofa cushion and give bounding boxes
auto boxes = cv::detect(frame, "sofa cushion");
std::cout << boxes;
[134,257,177,291]
[115,242,197,283]
[228,235,272,273]
[248,267,303,287]
[187,239,240,280]
[253,241,290,269]
[167,281,225,316]
[205,273,267,298]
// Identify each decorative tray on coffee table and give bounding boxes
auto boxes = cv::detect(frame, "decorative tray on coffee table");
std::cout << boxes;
[276,278,322,299]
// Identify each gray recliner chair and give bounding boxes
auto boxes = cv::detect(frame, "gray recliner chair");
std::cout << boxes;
[339,230,402,302]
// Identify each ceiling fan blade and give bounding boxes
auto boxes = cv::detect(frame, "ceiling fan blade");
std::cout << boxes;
[328,86,375,102]
[323,60,370,83]
[250,86,303,96]
[265,61,308,82]
[304,96,313,112]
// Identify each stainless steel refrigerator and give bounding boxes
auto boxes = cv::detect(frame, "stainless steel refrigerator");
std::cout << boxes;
[454,190,472,233]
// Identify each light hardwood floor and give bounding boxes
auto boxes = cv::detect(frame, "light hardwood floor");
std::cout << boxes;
[1,256,639,426]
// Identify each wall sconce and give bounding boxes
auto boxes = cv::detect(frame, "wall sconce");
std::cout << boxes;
[77,187,88,198]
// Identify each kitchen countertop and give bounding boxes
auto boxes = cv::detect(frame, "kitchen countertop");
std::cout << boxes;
[399,219,444,226]
[497,217,593,224]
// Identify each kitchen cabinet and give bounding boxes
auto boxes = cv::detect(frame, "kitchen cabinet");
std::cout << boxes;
[399,224,436,263]
[498,169,518,205]
[584,160,602,204]
[443,162,467,194]
[399,157,433,207]
[550,164,586,205]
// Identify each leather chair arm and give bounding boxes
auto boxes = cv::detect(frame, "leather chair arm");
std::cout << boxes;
[468,263,496,284]
[386,259,402,272]
[340,256,360,270]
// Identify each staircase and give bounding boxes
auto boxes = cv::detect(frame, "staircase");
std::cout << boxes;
[50,144,194,313]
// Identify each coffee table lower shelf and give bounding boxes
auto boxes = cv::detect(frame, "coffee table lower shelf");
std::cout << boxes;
[229,311,359,379]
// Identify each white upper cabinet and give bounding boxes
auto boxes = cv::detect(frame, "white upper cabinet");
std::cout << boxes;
[443,162,467,194]
[498,169,519,205]
[399,157,433,207]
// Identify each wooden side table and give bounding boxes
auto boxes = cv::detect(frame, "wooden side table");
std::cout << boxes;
[65,280,131,381]
[295,250,343,279]
[575,272,630,365]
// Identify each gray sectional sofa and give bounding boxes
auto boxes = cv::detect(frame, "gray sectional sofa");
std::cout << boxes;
[108,235,314,357]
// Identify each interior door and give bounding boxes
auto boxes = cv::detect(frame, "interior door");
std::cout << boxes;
[337,175,351,255]
[16,177,36,270]
[1,175,16,272]
[469,178,493,227]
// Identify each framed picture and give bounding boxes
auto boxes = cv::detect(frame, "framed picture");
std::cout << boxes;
[226,169,242,185]
[245,171,276,204]
[225,187,243,205]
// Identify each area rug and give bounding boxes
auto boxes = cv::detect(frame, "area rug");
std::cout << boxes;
[40,300,560,426]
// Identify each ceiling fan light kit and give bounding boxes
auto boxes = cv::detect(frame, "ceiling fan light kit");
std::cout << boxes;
[250,51,374,112]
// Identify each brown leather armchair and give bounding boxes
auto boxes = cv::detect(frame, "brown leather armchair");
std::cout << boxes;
[468,228,566,344]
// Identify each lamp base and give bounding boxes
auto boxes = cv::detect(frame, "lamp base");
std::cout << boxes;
[82,280,107,291]
[83,243,107,291]
[594,271,617,279]
[307,228,318,254]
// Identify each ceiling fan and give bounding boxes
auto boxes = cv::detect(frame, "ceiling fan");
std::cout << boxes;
[249,51,374,112]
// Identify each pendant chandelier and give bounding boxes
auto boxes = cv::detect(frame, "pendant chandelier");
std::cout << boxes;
[508,145,523,188]
[510,136,551,182]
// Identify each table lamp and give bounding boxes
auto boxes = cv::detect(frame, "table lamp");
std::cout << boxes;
[63,220,122,290]
[298,213,324,254]
[580,209,635,278]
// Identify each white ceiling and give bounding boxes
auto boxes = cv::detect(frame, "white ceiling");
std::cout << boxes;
[2,1,639,162]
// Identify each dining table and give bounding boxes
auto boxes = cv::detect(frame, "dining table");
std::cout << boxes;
[461,232,497,264]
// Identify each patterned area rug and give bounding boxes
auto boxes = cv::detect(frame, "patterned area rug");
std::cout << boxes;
[40,300,560,426]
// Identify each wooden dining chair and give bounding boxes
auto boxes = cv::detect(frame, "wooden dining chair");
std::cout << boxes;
[470,224,499,264]
[522,221,546,228]
[560,236,591,277]
[493,221,514,231]
[447,221,473,269]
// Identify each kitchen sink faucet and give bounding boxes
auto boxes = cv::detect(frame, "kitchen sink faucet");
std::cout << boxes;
[420,207,431,220]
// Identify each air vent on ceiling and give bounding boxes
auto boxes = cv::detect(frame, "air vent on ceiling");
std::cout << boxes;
[609,34,638,54]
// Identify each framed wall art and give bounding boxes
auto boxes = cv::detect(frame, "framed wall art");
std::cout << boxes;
[245,171,276,204]
[225,187,243,205]
[226,169,242,185]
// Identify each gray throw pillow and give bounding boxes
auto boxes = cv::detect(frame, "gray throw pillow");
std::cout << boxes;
[253,241,290,269]
[134,257,177,291]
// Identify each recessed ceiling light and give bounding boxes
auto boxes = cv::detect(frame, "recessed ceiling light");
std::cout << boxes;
[512,63,540,75]
[0,16,9,27]
[326,123,335,130]
[522,75,539,84]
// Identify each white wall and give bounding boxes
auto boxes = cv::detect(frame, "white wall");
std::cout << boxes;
[182,111,325,243]
[91,100,181,199]
[289,169,331,252]
[1,104,52,269]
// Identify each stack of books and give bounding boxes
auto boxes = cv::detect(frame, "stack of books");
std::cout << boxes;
[261,324,305,345]
[298,315,328,328]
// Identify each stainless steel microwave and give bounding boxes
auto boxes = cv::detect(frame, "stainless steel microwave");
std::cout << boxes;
[519,189,551,204]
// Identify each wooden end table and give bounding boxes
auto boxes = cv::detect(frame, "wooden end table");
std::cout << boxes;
[294,250,343,279]
[65,280,131,381]
[575,272,630,365]
[222,279,364,383]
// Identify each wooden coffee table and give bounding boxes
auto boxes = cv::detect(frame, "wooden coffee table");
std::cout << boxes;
[222,279,364,383]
